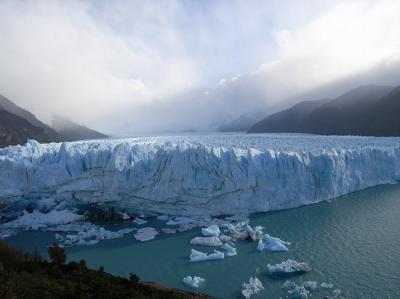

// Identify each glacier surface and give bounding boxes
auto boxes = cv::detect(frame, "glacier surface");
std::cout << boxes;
[1,134,400,217]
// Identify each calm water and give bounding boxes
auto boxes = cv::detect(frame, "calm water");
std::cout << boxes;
[6,184,400,299]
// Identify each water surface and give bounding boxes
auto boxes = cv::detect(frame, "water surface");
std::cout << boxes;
[7,184,400,299]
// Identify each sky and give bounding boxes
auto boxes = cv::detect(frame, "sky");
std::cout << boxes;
[0,0,400,134]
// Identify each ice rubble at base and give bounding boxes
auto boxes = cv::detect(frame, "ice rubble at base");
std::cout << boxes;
[241,277,264,299]
[2,135,400,217]
[0,210,83,230]
[257,234,290,252]
[189,249,224,262]
[57,226,135,246]
[267,259,312,276]
[182,276,205,289]
[134,227,158,241]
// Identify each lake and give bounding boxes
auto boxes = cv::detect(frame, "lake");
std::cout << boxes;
[6,183,400,299]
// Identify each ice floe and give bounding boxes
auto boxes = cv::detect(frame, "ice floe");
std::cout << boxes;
[132,218,147,225]
[267,259,312,276]
[56,226,135,246]
[0,209,83,231]
[241,277,264,299]
[201,225,220,237]
[190,236,223,247]
[220,243,237,256]
[134,227,158,241]
[257,234,290,252]
[189,249,224,262]
[182,276,205,288]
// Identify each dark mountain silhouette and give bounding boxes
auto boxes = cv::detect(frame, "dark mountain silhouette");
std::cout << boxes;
[249,85,400,136]
[0,94,107,148]
[218,111,265,132]
[248,98,330,133]
[51,116,107,142]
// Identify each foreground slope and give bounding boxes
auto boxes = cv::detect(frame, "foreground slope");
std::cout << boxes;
[0,134,399,216]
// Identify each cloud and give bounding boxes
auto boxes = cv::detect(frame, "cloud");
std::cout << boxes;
[0,0,399,134]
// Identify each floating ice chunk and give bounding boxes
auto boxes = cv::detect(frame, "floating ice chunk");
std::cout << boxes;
[118,212,131,220]
[0,210,83,230]
[228,223,263,241]
[331,289,342,298]
[320,282,334,289]
[302,281,318,290]
[133,218,147,225]
[57,226,135,247]
[287,286,310,299]
[267,259,311,276]
[166,217,193,226]
[281,280,297,289]
[190,236,223,247]
[161,228,178,234]
[219,234,232,242]
[257,234,290,252]
[201,225,220,237]
[221,243,237,256]
[241,277,264,299]
[134,227,158,241]
[182,276,205,288]
[189,249,224,262]
[156,215,170,221]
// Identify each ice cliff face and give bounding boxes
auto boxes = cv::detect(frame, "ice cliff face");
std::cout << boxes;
[1,134,400,216]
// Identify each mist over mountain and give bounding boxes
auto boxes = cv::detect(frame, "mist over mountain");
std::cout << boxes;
[51,116,108,142]
[249,85,400,136]
[0,94,107,147]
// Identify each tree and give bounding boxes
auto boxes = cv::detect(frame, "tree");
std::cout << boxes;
[48,243,66,265]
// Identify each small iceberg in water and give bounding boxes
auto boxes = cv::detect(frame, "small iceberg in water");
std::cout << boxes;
[221,243,237,256]
[190,236,223,247]
[241,277,264,299]
[134,227,158,241]
[189,249,224,262]
[257,234,290,252]
[267,259,311,276]
[201,224,220,237]
[182,276,205,288]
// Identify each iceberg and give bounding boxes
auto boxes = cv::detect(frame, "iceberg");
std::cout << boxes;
[201,224,220,237]
[133,227,158,241]
[220,243,237,256]
[0,210,83,230]
[190,236,223,247]
[267,259,312,276]
[1,135,400,217]
[57,226,134,246]
[241,277,264,299]
[182,276,205,288]
[189,249,224,262]
[132,218,147,225]
[287,286,311,299]
[257,234,290,252]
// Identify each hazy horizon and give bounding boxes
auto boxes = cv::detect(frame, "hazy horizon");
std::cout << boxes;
[1,0,400,134]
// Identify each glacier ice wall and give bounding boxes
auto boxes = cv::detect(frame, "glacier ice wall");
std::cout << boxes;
[0,134,400,216]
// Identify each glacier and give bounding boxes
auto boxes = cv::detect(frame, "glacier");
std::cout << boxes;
[1,134,400,218]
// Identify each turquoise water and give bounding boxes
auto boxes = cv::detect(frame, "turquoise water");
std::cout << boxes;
[6,184,400,298]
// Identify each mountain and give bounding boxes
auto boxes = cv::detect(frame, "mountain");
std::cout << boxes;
[0,94,107,148]
[0,94,62,147]
[51,116,108,141]
[218,111,265,132]
[248,98,329,133]
[248,85,399,136]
